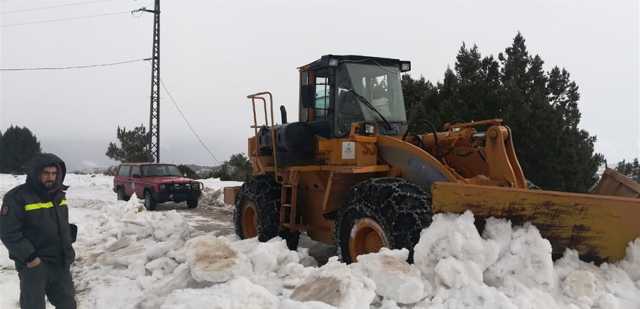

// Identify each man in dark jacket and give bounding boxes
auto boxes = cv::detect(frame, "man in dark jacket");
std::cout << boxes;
[0,153,77,309]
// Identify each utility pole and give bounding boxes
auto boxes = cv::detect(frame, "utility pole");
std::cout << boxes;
[134,0,161,162]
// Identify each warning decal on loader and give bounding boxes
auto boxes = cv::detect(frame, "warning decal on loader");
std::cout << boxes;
[342,142,356,160]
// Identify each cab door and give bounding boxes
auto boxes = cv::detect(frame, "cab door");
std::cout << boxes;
[130,165,143,197]
[118,165,133,195]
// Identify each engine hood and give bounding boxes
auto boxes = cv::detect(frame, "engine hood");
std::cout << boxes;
[144,176,195,184]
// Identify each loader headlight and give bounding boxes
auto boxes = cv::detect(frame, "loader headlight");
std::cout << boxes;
[364,123,375,135]
[328,58,339,67]
[400,61,411,72]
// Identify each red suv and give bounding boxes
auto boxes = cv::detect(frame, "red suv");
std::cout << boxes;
[113,163,203,210]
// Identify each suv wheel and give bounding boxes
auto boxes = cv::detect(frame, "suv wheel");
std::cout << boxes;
[116,187,130,201]
[187,199,198,209]
[144,191,157,211]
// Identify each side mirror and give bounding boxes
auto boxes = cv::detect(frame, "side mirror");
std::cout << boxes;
[280,105,288,124]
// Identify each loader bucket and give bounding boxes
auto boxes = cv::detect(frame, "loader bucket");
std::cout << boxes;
[432,182,640,263]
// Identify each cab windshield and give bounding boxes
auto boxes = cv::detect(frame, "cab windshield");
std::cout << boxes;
[335,63,407,135]
[142,165,182,177]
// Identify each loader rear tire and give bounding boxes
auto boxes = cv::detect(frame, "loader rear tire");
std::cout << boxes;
[336,177,432,263]
[233,175,300,250]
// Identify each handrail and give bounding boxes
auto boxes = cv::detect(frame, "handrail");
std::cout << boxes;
[246,91,279,181]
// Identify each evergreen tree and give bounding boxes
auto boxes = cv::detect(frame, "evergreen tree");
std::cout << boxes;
[177,165,199,179]
[0,126,42,174]
[615,159,640,182]
[210,153,252,181]
[402,33,604,192]
[105,125,153,163]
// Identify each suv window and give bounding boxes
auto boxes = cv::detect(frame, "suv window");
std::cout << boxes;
[142,165,182,177]
[118,165,131,176]
[131,166,141,177]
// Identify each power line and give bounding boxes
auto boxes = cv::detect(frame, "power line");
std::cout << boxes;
[0,10,132,28]
[0,58,150,71]
[160,79,220,164]
[1,0,117,15]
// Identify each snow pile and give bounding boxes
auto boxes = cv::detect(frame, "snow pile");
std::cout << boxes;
[408,211,640,309]
[198,178,242,208]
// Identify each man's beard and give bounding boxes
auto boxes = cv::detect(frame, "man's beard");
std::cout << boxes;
[43,181,56,189]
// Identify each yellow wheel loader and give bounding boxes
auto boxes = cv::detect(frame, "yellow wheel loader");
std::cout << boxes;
[224,55,640,263]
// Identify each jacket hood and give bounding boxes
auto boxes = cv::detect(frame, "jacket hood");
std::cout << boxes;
[25,153,68,194]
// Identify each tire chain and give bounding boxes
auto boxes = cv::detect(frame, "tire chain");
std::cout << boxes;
[233,175,300,249]
[336,177,432,263]
[234,175,281,241]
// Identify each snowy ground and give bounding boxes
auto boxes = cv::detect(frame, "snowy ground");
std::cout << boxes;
[1,174,639,309]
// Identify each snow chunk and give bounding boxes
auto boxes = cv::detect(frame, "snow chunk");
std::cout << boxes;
[434,256,483,288]
[234,237,301,275]
[160,277,279,309]
[185,235,251,283]
[420,284,518,309]
[146,257,179,277]
[413,211,498,288]
[562,270,601,306]
[291,257,376,309]
[484,223,555,291]
[619,238,640,282]
[351,248,425,304]
[280,299,337,309]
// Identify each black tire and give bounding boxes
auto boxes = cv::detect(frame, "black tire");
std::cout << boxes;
[233,175,300,250]
[187,199,198,209]
[116,187,130,201]
[144,190,157,211]
[335,177,432,263]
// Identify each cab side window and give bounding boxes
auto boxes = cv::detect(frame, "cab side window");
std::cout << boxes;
[118,165,131,176]
[300,70,332,122]
[131,166,141,177]
[314,76,330,120]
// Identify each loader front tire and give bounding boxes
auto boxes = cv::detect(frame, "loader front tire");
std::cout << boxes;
[233,175,299,250]
[336,177,432,263]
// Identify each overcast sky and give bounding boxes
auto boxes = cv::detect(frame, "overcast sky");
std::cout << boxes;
[1,0,638,171]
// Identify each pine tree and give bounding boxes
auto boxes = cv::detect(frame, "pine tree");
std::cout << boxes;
[209,153,252,181]
[105,125,153,163]
[401,33,604,192]
[0,126,42,174]
[615,159,640,182]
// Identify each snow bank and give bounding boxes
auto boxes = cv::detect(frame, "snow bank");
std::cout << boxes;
[199,178,242,208]
[411,211,640,309]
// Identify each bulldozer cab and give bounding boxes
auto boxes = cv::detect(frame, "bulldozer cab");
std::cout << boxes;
[298,55,411,138]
